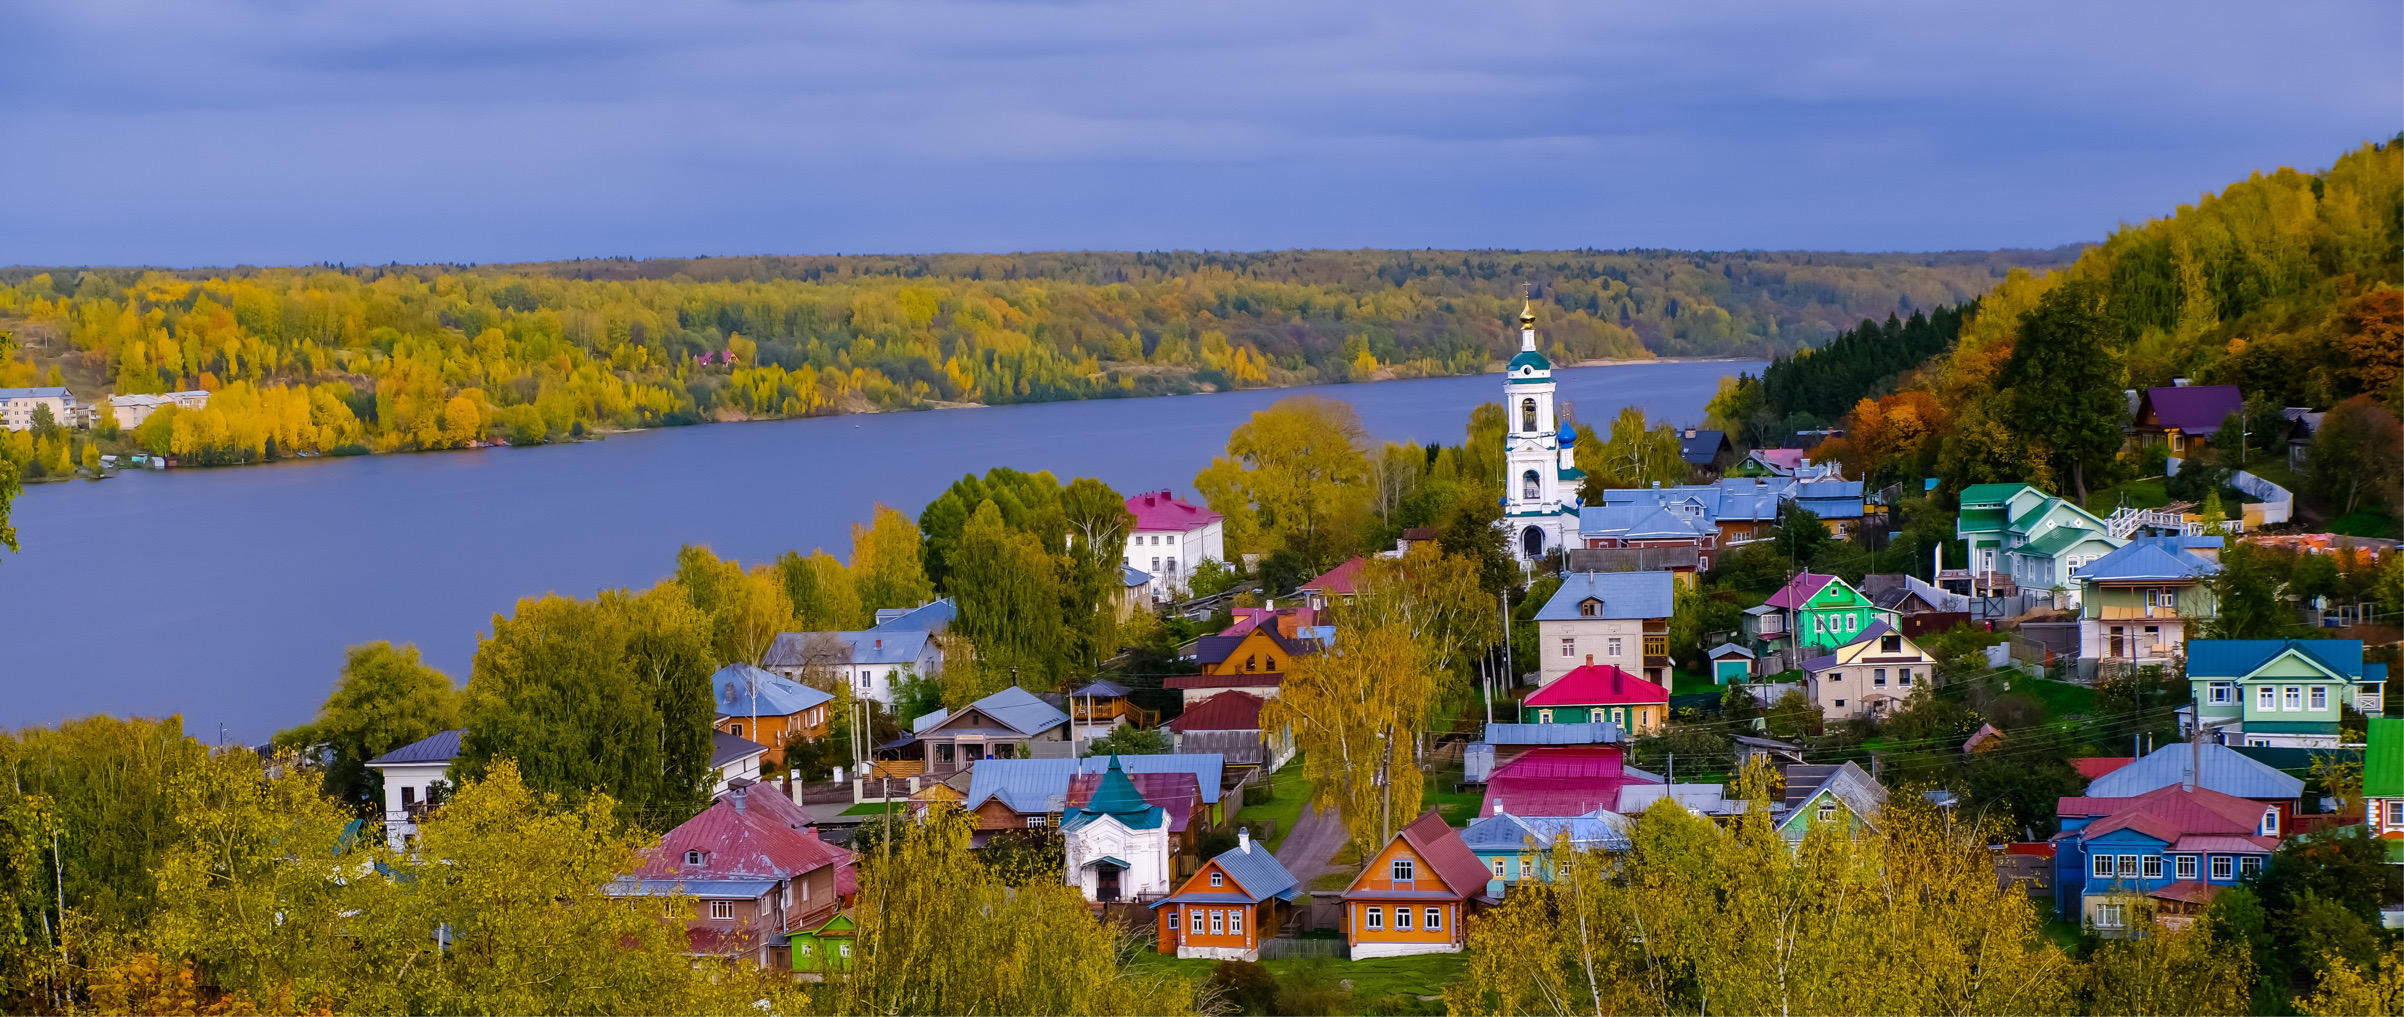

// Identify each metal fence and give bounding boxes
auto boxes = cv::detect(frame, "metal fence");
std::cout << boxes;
[1257,937,1348,961]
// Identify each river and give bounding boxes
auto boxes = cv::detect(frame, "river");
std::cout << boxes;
[0,360,1760,738]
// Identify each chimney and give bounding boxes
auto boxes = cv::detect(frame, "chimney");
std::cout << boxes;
[1493,799,1506,816]
[2187,722,2201,793]
[875,638,882,649]
[1612,669,1623,695]
[733,784,748,812]
[1238,827,1252,853]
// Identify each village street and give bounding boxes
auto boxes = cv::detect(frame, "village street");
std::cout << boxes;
[1274,801,1350,886]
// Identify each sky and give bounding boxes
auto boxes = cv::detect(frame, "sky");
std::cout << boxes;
[3,1,2396,267]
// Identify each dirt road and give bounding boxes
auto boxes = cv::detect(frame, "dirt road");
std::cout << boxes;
[1275,801,1350,882]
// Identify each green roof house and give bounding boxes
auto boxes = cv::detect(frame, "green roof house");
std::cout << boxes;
[2363,719,2404,855]
[1955,483,2124,606]
[2187,640,2387,750]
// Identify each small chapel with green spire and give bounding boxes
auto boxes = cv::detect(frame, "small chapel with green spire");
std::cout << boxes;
[1060,756,1173,903]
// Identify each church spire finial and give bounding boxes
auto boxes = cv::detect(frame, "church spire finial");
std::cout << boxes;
[1519,287,1537,352]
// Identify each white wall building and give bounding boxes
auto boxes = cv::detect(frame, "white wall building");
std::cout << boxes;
[107,389,210,430]
[0,387,79,431]
[363,729,463,850]
[1499,303,1583,560]
[1060,757,1175,903]
[1123,489,1226,601]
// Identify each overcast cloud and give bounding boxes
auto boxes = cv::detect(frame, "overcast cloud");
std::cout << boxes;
[3,1,2395,266]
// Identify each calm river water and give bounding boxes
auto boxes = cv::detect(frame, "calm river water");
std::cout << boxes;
[0,360,1759,738]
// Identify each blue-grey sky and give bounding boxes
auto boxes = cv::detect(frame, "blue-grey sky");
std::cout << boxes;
[4,1,2395,267]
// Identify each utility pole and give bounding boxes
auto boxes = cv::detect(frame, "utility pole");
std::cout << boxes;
[1378,727,1392,847]
[1500,591,1515,689]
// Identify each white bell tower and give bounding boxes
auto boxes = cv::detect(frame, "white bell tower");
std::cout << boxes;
[1500,298,1581,561]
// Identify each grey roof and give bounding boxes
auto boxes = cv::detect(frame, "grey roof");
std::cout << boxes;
[1482,722,1623,746]
[2085,742,2305,800]
[961,684,1069,738]
[1461,811,1632,852]
[712,664,833,718]
[963,754,1226,813]
[605,878,780,898]
[762,629,932,669]
[0,387,71,399]
[2079,538,2220,583]
[1533,571,1676,622]
[869,598,956,633]
[1619,783,1747,816]
[367,729,464,767]
[1780,761,1886,836]
[1679,429,1730,465]
[710,731,771,769]
[1203,840,1303,902]
[1576,504,1715,542]
[1706,642,1755,660]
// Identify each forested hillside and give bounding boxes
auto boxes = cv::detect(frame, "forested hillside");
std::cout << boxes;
[0,246,2073,471]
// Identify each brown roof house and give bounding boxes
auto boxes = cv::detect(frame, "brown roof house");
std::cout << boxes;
[607,783,856,969]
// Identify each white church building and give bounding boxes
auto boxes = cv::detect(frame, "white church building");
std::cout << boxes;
[1502,300,1584,561]
[1060,756,1174,903]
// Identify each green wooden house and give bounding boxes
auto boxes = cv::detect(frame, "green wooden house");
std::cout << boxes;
[1759,572,1896,658]
[1774,762,1887,843]
[1955,483,2123,603]
[788,912,855,972]
[2186,639,2386,750]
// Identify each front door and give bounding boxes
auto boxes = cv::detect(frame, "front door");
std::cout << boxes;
[1097,864,1122,902]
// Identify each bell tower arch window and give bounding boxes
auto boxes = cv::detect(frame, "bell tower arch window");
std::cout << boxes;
[1520,398,1537,433]
[1521,526,1545,558]
[1522,470,1540,500]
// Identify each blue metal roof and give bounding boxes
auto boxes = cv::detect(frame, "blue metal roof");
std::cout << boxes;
[367,729,464,767]
[1533,571,1676,622]
[1205,840,1301,902]
[2086,742,2304,800]
[966,684,1069,737]
[964,754,1227,813]
[712,664,833,718]
[2187,639,2370,681]
[2079,538,2219,582]
[1121,564,1153,587]
[1461,812,1632,851]
[869,598,956,633]
[605,878,779,898]
[1481,722,1623,746]
[762,629,933,668]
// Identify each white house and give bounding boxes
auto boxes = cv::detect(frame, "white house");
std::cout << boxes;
[1123,489,1225,601]
[709,730,771,796]
[0,387,78,431]
[761,609,948,709]
[1532,571,1678,685]
[363,729,464,850]
[1060,756,1174,903]
[106,389,210,430]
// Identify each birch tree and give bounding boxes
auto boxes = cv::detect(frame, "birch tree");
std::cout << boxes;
[1262,623,1434,852]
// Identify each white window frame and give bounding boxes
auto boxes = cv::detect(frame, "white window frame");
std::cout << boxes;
[1394,906,1412,930]
[1392,857,1414,882]
[2097,903,2124,929]
[2209,682,2234,705]
[2257,686,2277,711]
[1425,907,1443,931]
[1559,637,1575,658]
[2118,854,2138,878]
[2141,855,2163,879]
[2092,854,2113,879]
[2310,686,2328,711]
[1229,908,1242,936]
[1210,871,1223,887]
[1491,857,1507,878]
[1607,637,1623,657]
[1365,906,1383,931]
[2175,855,2197,880]
[709,900,735,921]
[1190,909,1205,935]
[2284,686,2303,711]
[2262,808,2280,836]
[2210,856,2233,880]
[2240,856,2262,878]
[1211,910,1224,935]
[2388,800,2404,828]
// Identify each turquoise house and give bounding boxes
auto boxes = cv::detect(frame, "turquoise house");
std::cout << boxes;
[1955,483,2124,603]
[2186,639,2386,749]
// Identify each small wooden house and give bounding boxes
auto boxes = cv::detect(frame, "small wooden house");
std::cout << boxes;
[1340,809,1490,959]
[1151,830,1303,960]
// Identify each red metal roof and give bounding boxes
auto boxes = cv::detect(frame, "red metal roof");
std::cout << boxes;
[2148,880,2226,905]
[1297,556,1366,596]
[1479,746,1656,819]
[1763,572,1837,610]
[1524,665,1669,708]
[2060,784,2276,847]
[1354,808,1489,901]
[1065,770,1201,834]
[1167,691,1265,733]
[2072,757,2135,780]
[633,790,856,897]
[1127,489,1223,531]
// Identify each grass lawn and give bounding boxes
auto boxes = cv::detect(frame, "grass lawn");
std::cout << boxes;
[1423,754,1483,827]
[1670,668,1720,696]
[2085,477,2170,512]
[838,802,909,816]
[1128,947,1469,1002]
[2018,678,2097,720]
[1234,755,1314,854]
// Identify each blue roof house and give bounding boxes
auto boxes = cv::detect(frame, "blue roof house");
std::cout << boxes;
[1460,809,1632,897]
[2076,538,2220,678]
[1533,570,1678,686]
[2186,639,2387,749]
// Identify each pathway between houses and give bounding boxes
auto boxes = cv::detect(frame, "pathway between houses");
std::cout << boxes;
[1275,801,1350,883]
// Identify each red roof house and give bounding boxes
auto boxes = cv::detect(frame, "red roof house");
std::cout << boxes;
[2072,757,2135,781]
[1519,665,1671,735]
[1763,572,1838,610]
[612,785,856,967]
[1127,489,1223,531]
[1478,746,1659,819]
[1297,556,1366,610]
[1340,809,1493,959]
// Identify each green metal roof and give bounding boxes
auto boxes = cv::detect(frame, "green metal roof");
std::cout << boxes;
[2367,718,2404,798]
[1508,349,1551,373]
[1956,508,2005,533]
[2024,526,2109,558]
[2008,499,2061,533]
[1955,483,2030,506]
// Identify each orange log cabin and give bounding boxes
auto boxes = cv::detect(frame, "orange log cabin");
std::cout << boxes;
[1340,809,1493,958]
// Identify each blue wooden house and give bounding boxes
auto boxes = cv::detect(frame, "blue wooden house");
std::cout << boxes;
[2052,784,2280,937]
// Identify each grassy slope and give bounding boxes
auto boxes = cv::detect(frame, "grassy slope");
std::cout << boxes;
[1233,755,1313,854]
[1128,948,1470,1003]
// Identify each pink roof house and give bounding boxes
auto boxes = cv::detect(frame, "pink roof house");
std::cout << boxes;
[1124,490,1227,602]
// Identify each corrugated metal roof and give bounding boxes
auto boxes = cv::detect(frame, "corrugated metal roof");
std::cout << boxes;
[1461,812,1632,851]
[1533,571,1676,621]
[1166,691,1264,733]
[966,684,1069,737]
[367,729,464,766]
[606,878,780,898]
[2187,639,2370,681]
[964,754,1227,813]
[2085,742,2302,800]
[2025,525,2113,557]
[2079,539,2218,582]
[1524,665,1669,708]
[1482,722,1622,746]
[869,598,956,633]
[1206,840,1301,902]
[762,629,932,668]
[1956,483,2031,507]
[710,731,770,769]
[712,664,833,718]
[1763,573,1838,610]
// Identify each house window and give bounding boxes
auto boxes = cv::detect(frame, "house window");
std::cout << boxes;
[1818,801,1837,823]
[1365,907,1384,930]
[2283,686,2303,711]
[1581,600,1598,618]
[859,670,872,688]
[2257,687,2277,711]
[1590,708,1606,724]
[1560,638,1575,658]
[1245,655,1257,672]
[1151,557,1161,572]
[1881,635,1902,653]
[1846,613,1859,633]
[1229,909,1243,936]
[2096,903,2125,929]
[1190,910,1205,934]
[731,722,744,739]
[1392,857,1414,883]
[1265,656,1278,671]
[685,850,705,866]
[759,897,772,917]
[2261,809,2279,836]
[2176,855,2197,880]
[709,900,735,921]
[2141,856,2163,880]
[1873,669,1888,687]
[1211,910,1224,935]
[2118,855,2139,878]
[1607,637,1623,657]
[1538,709,1554,724]
[1426,907,1444,930]
[2092,854,2113,879]
[1899,668,1914,687]
[2240,856,2262,878]
[401,785,417,808]
[1210,872,1223,887]
[1167,557,1178,576]
[1834,700,1846,708]
[2209,683,2235,705]
[2210,856,2233,880]
[2310,687,2328,711]
[1611,707,1627,728]
[2389,801,2404,828]
[1491,858,1507,878]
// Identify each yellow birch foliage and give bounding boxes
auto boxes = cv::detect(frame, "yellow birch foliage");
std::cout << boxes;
[2297,945,2404,1016]
[1263,623,1434,853]
[1193,394,1372,558]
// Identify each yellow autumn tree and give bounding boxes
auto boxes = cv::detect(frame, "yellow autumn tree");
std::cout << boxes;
[1193,395,1372,560]
[1263,623,1435,853]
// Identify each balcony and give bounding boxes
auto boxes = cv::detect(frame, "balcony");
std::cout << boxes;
[2096,605,2183,620]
